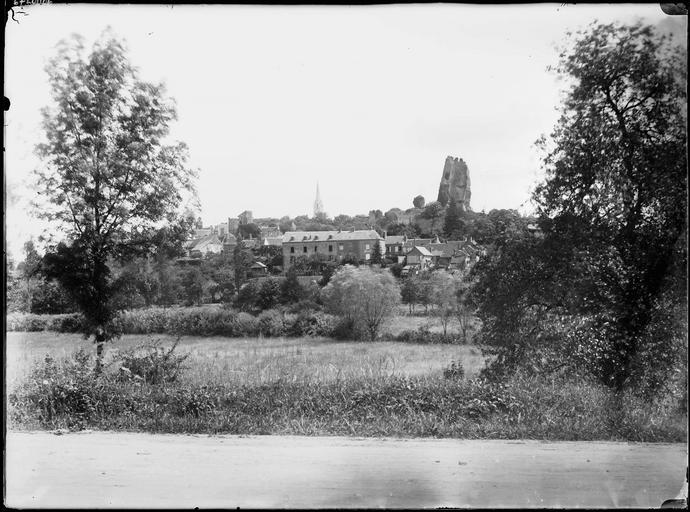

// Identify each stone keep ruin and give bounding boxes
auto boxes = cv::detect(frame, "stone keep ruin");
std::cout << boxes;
[437,155,471,211]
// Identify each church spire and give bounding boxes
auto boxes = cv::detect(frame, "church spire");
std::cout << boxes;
[313,181,325,218]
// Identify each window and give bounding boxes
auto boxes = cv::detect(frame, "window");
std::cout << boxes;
[328,245,333,252]
[290,256,295,263]
[365,244,370,250]
[365,253,371,260]
[290,247,295,253]
[314,246,318,252]
[328,255,333,261]
[303,246,307,253]
[339,245,344,251]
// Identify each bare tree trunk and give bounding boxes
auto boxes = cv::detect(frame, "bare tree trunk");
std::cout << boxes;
[95,332,106,374]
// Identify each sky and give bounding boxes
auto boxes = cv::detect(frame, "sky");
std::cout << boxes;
[4,3,685,259]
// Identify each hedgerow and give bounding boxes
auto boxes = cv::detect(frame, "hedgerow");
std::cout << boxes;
[6,308,339,339]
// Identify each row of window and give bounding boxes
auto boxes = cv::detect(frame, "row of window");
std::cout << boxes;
[289,243,371,254]
[288,253,372,264]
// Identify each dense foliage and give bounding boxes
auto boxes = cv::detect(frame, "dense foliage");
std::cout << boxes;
[34,30,197,366]
[321,265,401,340]
[473,22,687,397]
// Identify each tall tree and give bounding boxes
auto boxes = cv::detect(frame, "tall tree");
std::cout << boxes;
[321,265,401,340]
[370,240,383,265]
[421,201,445,235]
[535,22,687,391]
[443,200,464,240]
[232,243,253,291]
[476,22,687,392]
[36,30,197,369]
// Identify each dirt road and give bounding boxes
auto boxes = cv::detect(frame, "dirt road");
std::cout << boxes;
[5,431,687,508]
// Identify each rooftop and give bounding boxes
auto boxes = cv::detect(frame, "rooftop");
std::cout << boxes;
[282,230,380,243]
[408,245,433,257]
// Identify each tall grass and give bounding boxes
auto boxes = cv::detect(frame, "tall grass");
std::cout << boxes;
[8,347,686,441]
[5,332,488,390]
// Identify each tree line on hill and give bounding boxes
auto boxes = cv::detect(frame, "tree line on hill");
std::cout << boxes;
[231,204,531,245]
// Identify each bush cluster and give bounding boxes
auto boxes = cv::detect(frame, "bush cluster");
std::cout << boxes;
[391,326,464,344]
[117,338,190,385]
[6,312,85,333]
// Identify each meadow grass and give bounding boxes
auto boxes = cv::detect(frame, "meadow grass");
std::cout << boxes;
[7,331,686,442]
[5,331,488,389]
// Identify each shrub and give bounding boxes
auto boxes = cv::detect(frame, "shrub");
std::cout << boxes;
[284,299,322,314]
[443,360,465,380]
[257,279,282,311]
[331,317,362,340]
[257,309,285,337]
[235,282,259,312]
[117,338,189,385]
[9,350,101,428]
[6,312,85,333]
[284,311,337,337]
[233,312,260,337]
[322,265,401,340]
[394,326,461,344]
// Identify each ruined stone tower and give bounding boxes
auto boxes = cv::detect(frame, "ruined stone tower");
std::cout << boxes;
[437,155,471,211]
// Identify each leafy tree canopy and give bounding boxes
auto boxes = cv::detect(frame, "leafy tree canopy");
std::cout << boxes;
[474,22,687,393]
[35,29,198,363]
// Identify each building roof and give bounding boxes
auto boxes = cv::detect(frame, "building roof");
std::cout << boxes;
[262,236,283,246]
[186,233,222,251]
[403,238,433,249]
[428,242,461,258]
[250,261,267,269]
[282,230,380,243]
[408,245,432,257]
[384,235,406,245]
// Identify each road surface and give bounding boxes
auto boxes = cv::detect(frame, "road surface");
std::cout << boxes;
[5,431,687,508]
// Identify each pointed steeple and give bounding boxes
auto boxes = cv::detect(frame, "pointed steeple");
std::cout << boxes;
[313,181,325,218]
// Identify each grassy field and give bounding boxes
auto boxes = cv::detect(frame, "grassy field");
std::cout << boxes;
[5,331,487,390]
[6,330,686,442]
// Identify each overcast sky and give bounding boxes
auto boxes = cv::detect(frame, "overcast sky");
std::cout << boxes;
[4,3,685,258]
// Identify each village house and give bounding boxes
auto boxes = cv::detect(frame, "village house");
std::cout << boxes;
[428,243,456,269]
[281,229,381,271]
[402,236,439,254]
[184,233,223,257]
[383,235,406,263]
[258,225,282,245]
[405,245,433,270]
[249,261,268,277]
